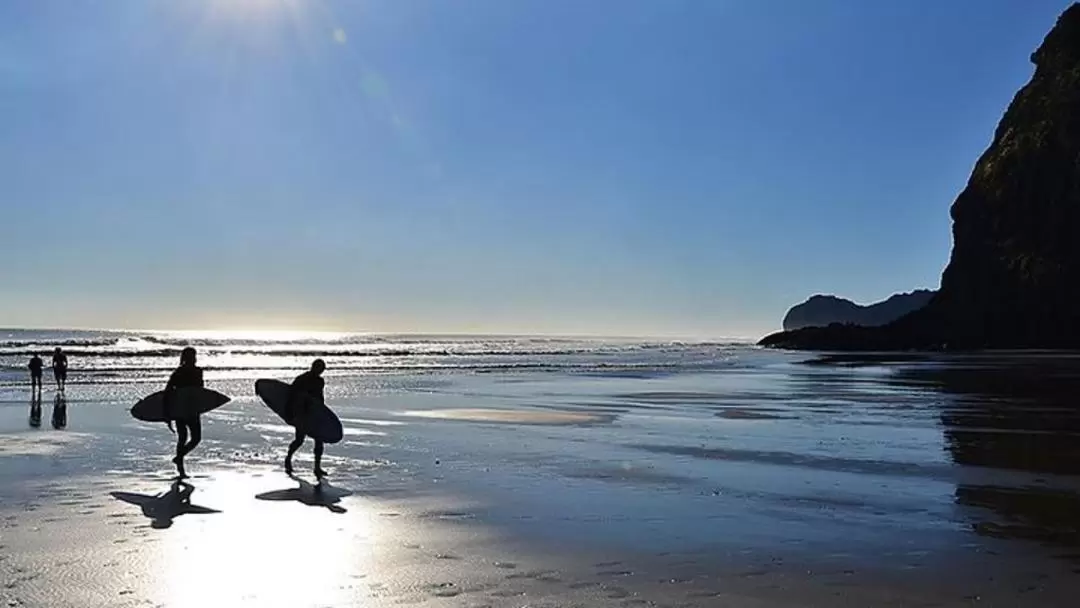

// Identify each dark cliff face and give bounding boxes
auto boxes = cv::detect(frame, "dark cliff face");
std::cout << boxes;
[762,4,1080,351]
[782,290,935,331]
[936,2,1080,348]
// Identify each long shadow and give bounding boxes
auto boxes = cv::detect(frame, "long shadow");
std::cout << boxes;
[110,480,220,529]
[255,476,352,514]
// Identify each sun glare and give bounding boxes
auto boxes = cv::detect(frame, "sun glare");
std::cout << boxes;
[163,329,355,342]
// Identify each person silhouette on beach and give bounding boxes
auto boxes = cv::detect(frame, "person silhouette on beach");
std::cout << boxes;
[28,353,43,396]
[51,347,68,392]
[285,358,328,478]
[164,347,203,479]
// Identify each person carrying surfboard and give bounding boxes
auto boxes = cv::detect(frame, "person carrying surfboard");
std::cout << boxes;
[284,358,328,478]
[164,347,204,479]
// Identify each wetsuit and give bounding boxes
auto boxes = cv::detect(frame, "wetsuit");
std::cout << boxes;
[29,356,43,392]
[285,370,326,475]
[52,352,68,390]
[165,365,204,474]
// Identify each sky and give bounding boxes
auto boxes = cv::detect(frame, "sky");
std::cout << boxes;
[0,0,1073,338]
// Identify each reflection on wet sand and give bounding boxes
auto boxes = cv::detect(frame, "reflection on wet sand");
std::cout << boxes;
[51,394,67,429]
[888,355,1080,559]
[955,485,1080,559]
[404,408,615,425]
[29,396,42,428]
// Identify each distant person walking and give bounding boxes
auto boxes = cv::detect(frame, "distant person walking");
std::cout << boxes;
[285,358,328,478]
[52,347,68,392]
[29,353,43,396]
[164,347,203,479]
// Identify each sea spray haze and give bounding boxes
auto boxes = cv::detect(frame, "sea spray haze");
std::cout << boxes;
[0,329,756,397]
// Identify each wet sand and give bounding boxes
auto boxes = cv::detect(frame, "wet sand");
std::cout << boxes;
[2,354,1080,606]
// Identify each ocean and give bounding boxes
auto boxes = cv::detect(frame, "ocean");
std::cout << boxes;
[0,328,759,399]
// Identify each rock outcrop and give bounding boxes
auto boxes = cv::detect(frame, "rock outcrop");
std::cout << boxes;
[761,3,1080,350]
[782,290,935,331]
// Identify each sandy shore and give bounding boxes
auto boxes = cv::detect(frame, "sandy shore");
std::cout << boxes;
[6,466,1074,608]
[3,360,1080,606]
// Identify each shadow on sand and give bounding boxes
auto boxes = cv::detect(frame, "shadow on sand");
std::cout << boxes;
[110,480,221,529]
[255,476,352,514]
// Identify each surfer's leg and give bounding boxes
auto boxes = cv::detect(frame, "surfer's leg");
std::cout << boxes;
[185,416,202,455]
[173,421,189,477]
[285,428,304,474]
[313,439,326,477]
[175,422,188,457]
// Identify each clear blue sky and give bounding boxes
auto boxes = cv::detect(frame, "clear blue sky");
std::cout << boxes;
[1,0,1072,337]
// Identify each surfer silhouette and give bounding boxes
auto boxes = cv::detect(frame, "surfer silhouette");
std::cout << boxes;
[164,347,204,479]
[285,358,328,478]
[51,347,68,392]
[29,354,43,396]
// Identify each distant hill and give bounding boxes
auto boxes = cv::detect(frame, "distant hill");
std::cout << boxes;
[781,290,936,331]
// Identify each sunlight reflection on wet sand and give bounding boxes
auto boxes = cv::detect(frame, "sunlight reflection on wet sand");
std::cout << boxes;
[402,408,612,425]
[124,472,373,607]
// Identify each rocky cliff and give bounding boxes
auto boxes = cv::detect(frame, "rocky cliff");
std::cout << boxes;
[782,290,935,331]
[761,3,1080,350]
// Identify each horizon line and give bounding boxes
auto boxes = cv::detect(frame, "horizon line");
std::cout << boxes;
[0,326,760,343]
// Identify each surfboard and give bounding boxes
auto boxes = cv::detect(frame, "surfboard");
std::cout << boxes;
[255,378,343,444]
[131,387,231,422]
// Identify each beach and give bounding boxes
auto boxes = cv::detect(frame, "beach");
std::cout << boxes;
[2,332,1079,606]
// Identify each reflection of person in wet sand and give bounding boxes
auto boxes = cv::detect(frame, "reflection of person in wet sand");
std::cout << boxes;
[52,394,67,429]
[29,395,42,428]
[110,480,219,529]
